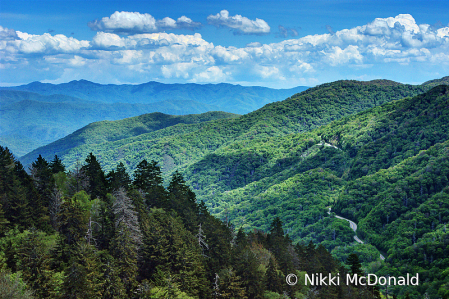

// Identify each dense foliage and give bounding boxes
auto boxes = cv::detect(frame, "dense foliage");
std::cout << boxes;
[9,78,449,298]
[0,149,379,298]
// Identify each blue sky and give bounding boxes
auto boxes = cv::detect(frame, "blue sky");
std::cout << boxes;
[1,0,448,88]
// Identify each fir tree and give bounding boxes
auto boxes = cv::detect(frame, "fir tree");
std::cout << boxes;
[106,162,131,192]
[17,228,56,298]
[81,153,107,200]
[346,253,363,287]
[133,159,167,208]
[62,242,103,299]
[49,155,65,174]
[265,256,282,293]
[168,170,199,233]
[220,268,248,299]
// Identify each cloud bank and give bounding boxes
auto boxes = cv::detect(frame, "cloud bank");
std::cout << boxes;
[1,14,448,87]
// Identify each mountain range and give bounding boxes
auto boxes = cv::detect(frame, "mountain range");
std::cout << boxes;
[7,76,449,297]
[0,81,307,156]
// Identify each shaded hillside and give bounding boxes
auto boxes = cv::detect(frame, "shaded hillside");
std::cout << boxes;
[19,111,239,166]
[0,90,222,156]
[2,80,309,114]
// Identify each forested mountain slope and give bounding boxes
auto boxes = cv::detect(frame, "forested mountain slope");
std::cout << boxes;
[0,90,222,156]
[17,81,449,298]
[19,111,239,166]
[20,79,427,171]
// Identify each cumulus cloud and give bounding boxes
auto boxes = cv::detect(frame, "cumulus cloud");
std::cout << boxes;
[88,11,201,35]
[1,30,89,55]
[1,14,448,87]
[207,10,270,35]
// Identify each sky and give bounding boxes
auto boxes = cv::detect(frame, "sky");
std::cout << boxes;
[1,0,448,88]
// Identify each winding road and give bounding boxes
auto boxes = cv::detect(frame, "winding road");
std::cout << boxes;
[328,208,385,261]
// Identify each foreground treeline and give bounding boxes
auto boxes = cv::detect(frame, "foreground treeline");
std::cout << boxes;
[1,148,385,299]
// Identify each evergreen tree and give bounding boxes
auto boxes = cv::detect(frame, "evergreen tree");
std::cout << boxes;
[346,253,363,287]
[99,252,126,299]
[141,208,208,297]
[53,197,89,270]
[106,162,131,192]
[66,161,90,197]
[81,153,107,200]
[220,268,248,299]
[265,256,282,293]
[133,159,167,208]
[168,171,199,233]
[111,188,142,295]
[0,203,9,236]
[16,228,56,298]
[49,155,65,174]
[62,242,103,299]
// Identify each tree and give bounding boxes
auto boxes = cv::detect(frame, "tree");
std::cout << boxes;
[133,159,167,208]
[220,268,248,299]
[111,188,142,295]
[168,171,198,233]
[346,253,363,281]
[81,153,107,200]
[106,162,131,192]
[61,242,103,299]
[49,155,65,174]
[16,228,56,298]
[66,161,90,197]
[265,256,282,293]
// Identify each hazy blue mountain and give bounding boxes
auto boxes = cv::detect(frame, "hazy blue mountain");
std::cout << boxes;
[0,90,222,156]
[2,80,309,114]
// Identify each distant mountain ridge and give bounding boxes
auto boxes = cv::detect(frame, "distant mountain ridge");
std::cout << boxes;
[1,80,308,156]
[2,80,309,114]
[0,90,222,156]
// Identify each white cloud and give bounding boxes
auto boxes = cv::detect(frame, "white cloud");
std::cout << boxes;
[1,31,89,54]
[1,14,448,87]
[207,10,270,35]
[88,11,201,35]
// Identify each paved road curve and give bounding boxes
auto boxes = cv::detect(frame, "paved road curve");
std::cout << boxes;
[328,208,385,261]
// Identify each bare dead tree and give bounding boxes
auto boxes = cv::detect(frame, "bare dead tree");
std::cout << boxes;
[112,188,142,248]
[196,223,209,257]
[49,186,63,230]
